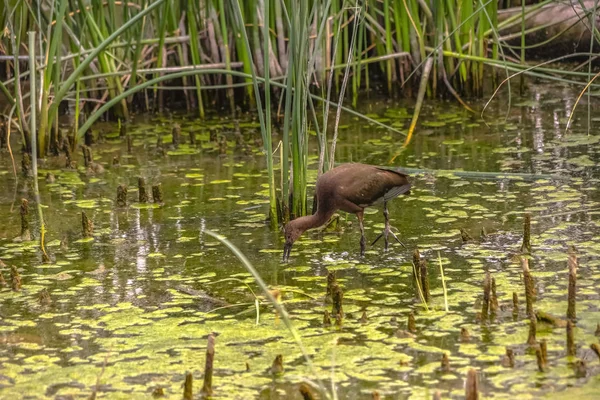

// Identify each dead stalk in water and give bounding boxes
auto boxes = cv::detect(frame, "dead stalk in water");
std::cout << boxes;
[567,246,577,321]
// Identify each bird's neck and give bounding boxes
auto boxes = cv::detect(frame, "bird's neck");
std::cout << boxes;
[293,208,336,233]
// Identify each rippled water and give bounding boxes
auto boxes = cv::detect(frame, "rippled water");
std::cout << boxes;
[0,83,599,399]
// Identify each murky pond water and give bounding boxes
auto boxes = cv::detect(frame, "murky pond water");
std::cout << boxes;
[1,83,600,399]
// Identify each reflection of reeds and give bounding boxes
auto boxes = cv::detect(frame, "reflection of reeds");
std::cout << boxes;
[201,334,215,396]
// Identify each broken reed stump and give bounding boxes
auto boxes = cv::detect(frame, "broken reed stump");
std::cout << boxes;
[412,248,422,284]
[49,125,60,155]
[360,311,368,323]
[183,372,193,400]
[172,123,181,148]
[189,131,197,145]
[0,270,6,287]
[521,213,531,253]
[119,121,127,137]
[460,327,470,342]
[536,346,546,372]
[460,228,473,242]
[299,383,316,400]
[527,313,538,346]
[335,313,343,327]
[201,334,215,397]
[501,348,515,368]
[81,212,93,238]
[116,185,127,207]
[590,343,600,360]
[465,368,479,400]
[271,354,284,375]
[62,138,74,168]
[512,292,519,318]
[567,246,577,322]
[84,129,94,146]
[38,288,51,305]
[567,320,576,357]
[138,178,148,203]
[540,339,548,366]
[491,277,499,316]
[152,184,163,204]
[10,265,21,291]
[326,270,336,299]
[127,134,133,154]
[323,310,331,326]
[407,311,417,333]
[82,145,92,167]
[596,323,600,337]
[522,258,535,318]
[482,271,491,320]
[331,284,344,319]
[20,199,31,240]
[522,260,536,346]
[85,145,93,164]
[21,153,31,176]
[440,353,450,373]
[420,258,430,302]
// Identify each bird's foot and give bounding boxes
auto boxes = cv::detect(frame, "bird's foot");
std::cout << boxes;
[371,226,407,251]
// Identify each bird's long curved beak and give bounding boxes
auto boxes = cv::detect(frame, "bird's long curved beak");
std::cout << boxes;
[283,242,293,262]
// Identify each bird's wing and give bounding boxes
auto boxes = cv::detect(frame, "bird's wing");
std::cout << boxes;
[371,167,411,204]
[380,182,411,203]
[340,168,411,208]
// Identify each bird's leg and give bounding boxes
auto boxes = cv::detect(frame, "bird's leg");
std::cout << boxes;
[357,211,366,257]
[371,201,407,250]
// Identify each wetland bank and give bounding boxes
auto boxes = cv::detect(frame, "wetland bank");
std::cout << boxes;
[1,83,600,399]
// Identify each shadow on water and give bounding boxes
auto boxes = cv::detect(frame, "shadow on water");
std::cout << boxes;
[0,82,599,398]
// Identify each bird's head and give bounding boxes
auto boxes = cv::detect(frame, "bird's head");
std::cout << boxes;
[282,220,303,262]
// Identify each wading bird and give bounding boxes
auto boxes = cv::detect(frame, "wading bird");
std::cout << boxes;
[283,163,411,261]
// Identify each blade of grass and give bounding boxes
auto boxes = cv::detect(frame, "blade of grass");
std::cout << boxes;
[411,261,429,311]
[438,251,448,312]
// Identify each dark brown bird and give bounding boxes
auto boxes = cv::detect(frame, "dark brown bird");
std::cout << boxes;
[283,163,411,261]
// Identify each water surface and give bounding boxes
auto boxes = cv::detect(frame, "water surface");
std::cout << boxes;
[1,83,600,399]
